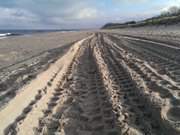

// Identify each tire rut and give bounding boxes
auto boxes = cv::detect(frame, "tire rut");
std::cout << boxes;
[3,33,180,135]
[95,33,170,135]
[37,38,120,135]
[101,33,180,134]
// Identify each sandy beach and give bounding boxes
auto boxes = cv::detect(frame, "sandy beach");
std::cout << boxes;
[0,31,90,69]
[0,34,92,134]
[0,31,90,110]
[1,0,180,134]
[0,30,180,135]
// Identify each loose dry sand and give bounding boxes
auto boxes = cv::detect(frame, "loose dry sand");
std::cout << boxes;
[0,35,92,134]
[0,31,91,110]
[0,31,90,69]
[1,30,180,135]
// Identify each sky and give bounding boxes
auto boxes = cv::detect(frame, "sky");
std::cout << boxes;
[0,0,180,29]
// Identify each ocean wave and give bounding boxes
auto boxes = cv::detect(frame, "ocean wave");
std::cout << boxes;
[0,33,12,37]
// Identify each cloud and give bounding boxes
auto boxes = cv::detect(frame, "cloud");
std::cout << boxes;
[0,7,37,21]
[0,0,99,29]
[17,0,101,28]
[0,0,177,29]
[113,0,150,4]
[160,0,180,12]
[0,7,40,28]
[75,8,98,19]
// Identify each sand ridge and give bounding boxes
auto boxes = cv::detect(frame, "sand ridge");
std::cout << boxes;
[0,35,92,134]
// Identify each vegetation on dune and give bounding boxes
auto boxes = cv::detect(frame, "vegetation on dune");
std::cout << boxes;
[102,6,180,29]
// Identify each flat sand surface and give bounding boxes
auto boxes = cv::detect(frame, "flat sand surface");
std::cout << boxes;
[0,31,90,69]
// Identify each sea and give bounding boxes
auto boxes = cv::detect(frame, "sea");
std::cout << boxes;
[0,29,77,39]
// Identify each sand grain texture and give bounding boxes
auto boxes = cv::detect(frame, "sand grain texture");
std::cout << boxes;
[1,31,180,135]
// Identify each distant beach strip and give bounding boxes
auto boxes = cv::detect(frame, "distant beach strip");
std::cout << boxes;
[0,29,79,39]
